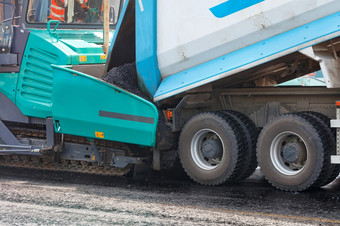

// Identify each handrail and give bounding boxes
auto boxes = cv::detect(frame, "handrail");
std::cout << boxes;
[0,1,16,24]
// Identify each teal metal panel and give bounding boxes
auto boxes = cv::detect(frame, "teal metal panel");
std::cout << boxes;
[278,71,326,87]
[105,0,135,71]
[16,29,111,119]
[57,30,113,44]
[135,0,161,97]
[16,32,71,118]
[60,40,103,54]
[51,65,158,147]
[0,73,18,103]
[278,77,326,86]
[105,0,129,59]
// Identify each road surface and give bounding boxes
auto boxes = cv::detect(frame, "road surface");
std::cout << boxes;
[0,166,339,225]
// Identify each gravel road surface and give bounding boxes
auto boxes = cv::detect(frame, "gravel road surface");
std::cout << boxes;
[0,167,339,225]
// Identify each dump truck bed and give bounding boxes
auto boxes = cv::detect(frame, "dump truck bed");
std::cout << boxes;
[108,0,340,101]
[153,0,340,101]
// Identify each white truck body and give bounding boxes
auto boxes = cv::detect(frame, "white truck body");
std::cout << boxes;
[154,0,340,101]
[108,0,340,191]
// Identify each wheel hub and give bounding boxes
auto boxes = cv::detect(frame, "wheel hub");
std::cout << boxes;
[270,131,309,176]
[282,142,303,163]
[201,139,222,159]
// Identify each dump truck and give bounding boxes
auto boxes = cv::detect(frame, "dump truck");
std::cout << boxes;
[1,0,340,192]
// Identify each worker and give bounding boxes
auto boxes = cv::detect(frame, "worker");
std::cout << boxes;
[73,0,88,22]
[50,0,67,21]
[87,0,104,23]
[74,0,102,23]
[75,0,89,11]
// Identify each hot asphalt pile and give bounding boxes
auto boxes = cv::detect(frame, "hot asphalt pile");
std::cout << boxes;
[101,63,151,101]
[101,63,178,152]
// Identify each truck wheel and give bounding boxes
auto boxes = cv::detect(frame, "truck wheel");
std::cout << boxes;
[179,112,243,185]
[220,110,258,181]
[323,163,340,186]
[297,111,339,187]
[299,111,336,137]
[257,114,329,191]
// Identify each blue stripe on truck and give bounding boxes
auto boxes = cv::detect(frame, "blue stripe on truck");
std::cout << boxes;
[154,11,340,101]
[210,0,265,18]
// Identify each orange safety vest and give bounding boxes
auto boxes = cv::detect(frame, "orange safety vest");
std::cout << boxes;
[50,0,65,21]
[80,0,88,9]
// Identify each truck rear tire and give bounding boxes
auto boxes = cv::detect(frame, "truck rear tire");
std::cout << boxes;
[179,112,243,185]
[220,110,258,181]
[297,112,337,187]
[257,114,329,191]
[301,112,340,185]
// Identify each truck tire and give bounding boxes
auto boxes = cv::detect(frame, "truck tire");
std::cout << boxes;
[220,110,258,181]
[179,112,243,185]
[299,111,340,186]
[257,114,329,191]
[323,162,340,186]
